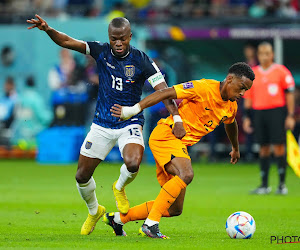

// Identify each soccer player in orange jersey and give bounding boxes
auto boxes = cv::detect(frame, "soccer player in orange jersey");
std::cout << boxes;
[105,62,254,238]
[243,42,295,195]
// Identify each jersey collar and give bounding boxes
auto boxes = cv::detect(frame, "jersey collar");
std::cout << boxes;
[110,48,130,59]
[258,63,275,74]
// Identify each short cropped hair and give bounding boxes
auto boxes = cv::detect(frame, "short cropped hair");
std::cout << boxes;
[258,41,273,50]
[109,17,130,29]
[228,62,255,81]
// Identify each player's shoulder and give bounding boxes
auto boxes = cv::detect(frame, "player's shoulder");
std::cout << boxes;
[86,41,109,54]
[179,79,218,93]
[196,78,219,88]
[130,46,151,61]
[273,63,291,74]
[186,78,216,85]
[130,45,145,56]
[87,41,108,47]
[200,78,219,84]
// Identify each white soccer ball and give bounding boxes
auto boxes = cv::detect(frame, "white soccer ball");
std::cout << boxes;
[225,211,256,239]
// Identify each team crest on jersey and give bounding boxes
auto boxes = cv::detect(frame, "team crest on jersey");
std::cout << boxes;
[124,65,135,78]
[85,141,92,149]
[183,81,194,89]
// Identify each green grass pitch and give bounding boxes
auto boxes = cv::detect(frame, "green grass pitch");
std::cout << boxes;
[0,159,299,249]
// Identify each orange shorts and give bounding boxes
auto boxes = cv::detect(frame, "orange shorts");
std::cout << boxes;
[149,123,191,187]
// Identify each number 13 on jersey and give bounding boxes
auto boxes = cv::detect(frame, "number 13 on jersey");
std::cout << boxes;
[111,75,123,91]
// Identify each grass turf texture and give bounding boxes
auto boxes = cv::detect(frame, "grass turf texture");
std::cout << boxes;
[0,160,299,249]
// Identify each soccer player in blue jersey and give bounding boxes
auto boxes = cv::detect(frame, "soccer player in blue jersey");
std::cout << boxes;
[27,15,186,235]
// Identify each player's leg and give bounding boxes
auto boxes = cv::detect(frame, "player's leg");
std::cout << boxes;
[104,182,186,236]
[103,200,167,236]
[105,124,190,238]
[270,107,287,194]
[105,124,190,237]
[76,155,102,215]
[113,124,144,214]
[138,124,192,238]
[76,123,117,235]
[166,178,186,217]
[273,144,287,194]
[140,157,192,239]
[76,155,106,235]
[105,162,186,220]
[250,110,272,194]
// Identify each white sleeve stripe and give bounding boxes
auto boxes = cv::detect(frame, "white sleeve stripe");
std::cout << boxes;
[84,42,90,55]
[152,62,160,73]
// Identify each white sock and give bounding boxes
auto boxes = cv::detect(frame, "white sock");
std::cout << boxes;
[113,212,124,225]
[76,177,99,216]
[144,218,159,227]
[115,164,138,191]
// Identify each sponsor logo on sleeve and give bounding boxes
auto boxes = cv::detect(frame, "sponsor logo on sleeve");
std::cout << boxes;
[148,72,164,87]
[183,81,194,89]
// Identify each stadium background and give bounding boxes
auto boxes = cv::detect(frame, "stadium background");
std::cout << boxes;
[0,1,300,248]
[0,0,300,162]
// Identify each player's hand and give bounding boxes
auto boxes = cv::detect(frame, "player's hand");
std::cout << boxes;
[242,117,253,134]
[229,148,240,164]
[111,104,125,121]
[110,103,141,121]
[27,14,49,31]
[172,122,186,139]
[285,115,295,131]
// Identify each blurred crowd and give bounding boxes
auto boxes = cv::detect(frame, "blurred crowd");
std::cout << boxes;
[1,40,300,160]
[0,48,99,153]
[0,0,299,23]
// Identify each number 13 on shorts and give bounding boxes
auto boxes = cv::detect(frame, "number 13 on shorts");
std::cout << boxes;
[128,128,141,137]
[118,125,145,154]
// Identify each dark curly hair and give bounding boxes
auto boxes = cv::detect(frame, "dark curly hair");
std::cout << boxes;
[228,62,255,81]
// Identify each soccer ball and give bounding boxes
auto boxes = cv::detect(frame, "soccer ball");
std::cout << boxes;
[225,211,256,239]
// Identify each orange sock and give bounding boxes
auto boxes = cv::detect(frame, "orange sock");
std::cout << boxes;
[148,176,187,222]
[120,201,170,224]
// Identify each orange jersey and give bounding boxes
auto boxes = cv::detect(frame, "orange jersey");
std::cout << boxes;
[243,64,295,110]
[157,79,237,146]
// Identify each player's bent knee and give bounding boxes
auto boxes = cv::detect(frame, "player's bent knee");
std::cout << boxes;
[125,164,140,173]
[169,209,182,217]
[123,156,142,172]
[75,170,92,184]
[180,169,194,185]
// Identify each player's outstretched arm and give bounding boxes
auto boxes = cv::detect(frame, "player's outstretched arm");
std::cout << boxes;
[110,87,177,120]
[153,82,179,116]
[154,82,186,139]
[224,119,240,164]
[27,14,86,54]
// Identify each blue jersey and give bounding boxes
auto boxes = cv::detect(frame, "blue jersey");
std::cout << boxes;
[86,42,165,129]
